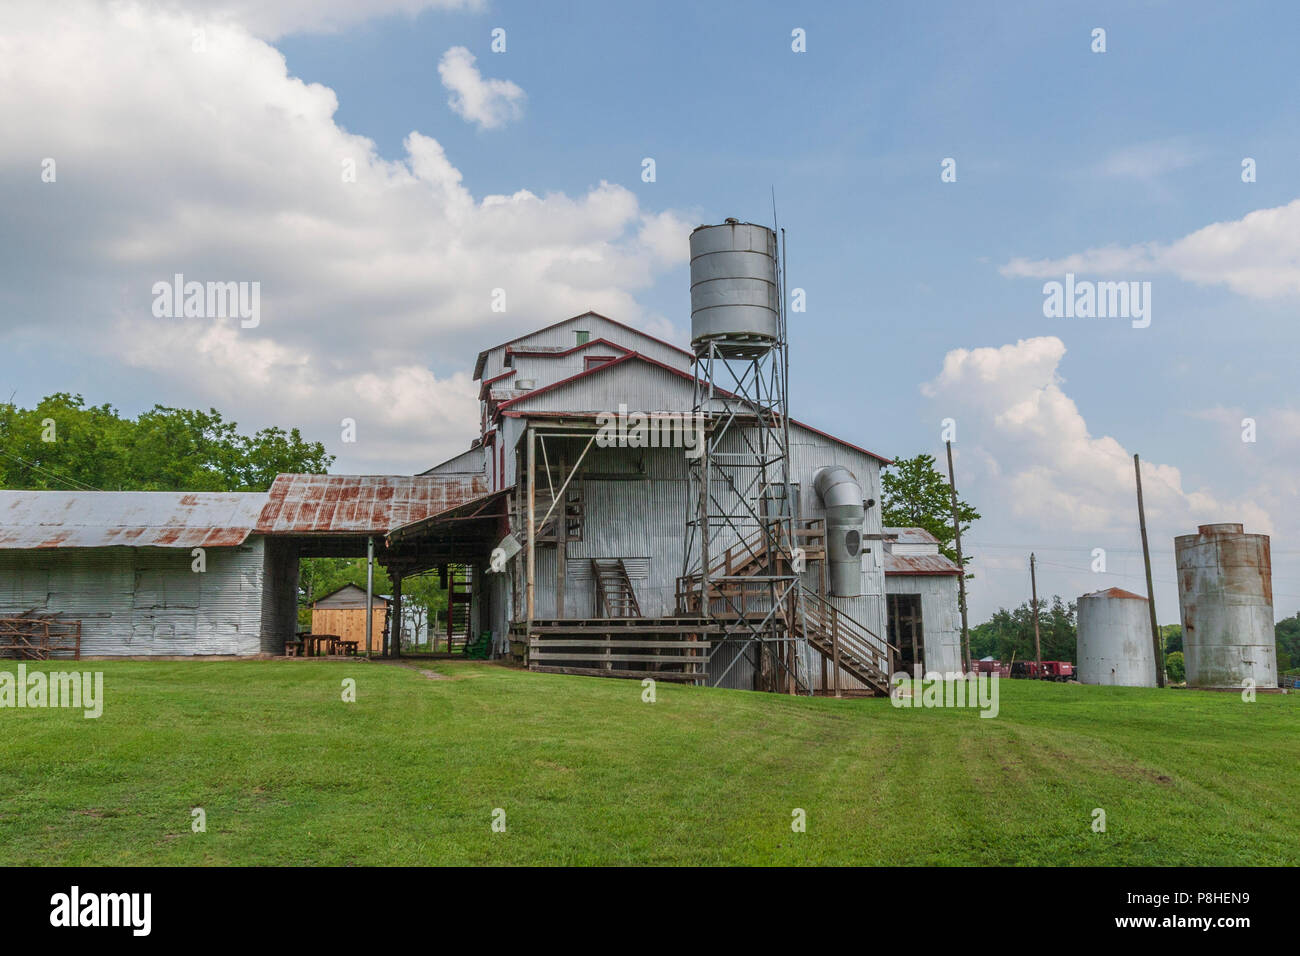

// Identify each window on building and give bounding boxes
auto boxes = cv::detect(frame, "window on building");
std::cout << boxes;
[575,330,590,345]
[584,355,615,370]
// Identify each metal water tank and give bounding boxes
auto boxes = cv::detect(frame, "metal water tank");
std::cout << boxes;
[1076,588,1156,687]
[1175,523,1277,689]
[689,220,779,356]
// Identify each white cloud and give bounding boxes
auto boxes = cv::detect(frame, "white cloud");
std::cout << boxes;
[438,46,526,130]
[922,337,1282,621]
[1000,198,1300,299]
[148,0,481,40]
[0,1,688,472]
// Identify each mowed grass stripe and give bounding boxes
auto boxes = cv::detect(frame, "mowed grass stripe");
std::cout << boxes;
[0,661,1295,865]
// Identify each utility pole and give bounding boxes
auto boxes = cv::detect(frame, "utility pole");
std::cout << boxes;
[1134,454,1166,687]
[945,441,971,671]
[1030,552,1042,665]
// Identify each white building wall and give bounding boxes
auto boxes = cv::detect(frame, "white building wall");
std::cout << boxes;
[0,539,270,656]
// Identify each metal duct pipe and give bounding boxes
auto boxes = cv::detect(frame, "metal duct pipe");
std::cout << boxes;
[813,465,864,597]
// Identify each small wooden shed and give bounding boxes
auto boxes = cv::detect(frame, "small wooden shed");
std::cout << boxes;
[310,584,388,653]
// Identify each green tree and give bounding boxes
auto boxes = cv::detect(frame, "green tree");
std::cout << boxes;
[881,453,981,568]
[0,393,332,491]
[297,559,447,647]
[969,595,1077,663]
[1161,623,1182,654]
[1165,650,1186,683]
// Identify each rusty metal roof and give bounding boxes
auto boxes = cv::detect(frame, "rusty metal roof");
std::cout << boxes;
[882,527,961,575]
[0,490,267,549]
[883,552,962,576]
[255,474,489,535]
[1082,587,1147,601]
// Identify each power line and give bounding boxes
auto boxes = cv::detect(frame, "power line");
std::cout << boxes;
[0,448,100,492]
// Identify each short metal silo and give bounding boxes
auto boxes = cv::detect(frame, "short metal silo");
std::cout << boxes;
[1175,523,1277,689]
[688,220,779,357]
[1076,588,1156,687]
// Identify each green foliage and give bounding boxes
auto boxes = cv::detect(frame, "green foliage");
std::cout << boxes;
[1276,612,1300,668]
[297,558,446,639]
[881,453,980,568]
[0,392,332,492]
[1161,623,1182,654]
[970,595,1077,663]
[1165,650,1186,684]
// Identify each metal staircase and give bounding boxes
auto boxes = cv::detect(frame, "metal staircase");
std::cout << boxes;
[675,518,896,695]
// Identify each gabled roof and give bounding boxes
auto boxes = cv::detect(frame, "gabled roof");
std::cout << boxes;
[0,490,267,549]
[473,311,693,379]
[494,350,891,464]
[255,474,489,535]
[312,582,391,607]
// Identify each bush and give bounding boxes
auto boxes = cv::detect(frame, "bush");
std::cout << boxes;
[1165,650,1185,684]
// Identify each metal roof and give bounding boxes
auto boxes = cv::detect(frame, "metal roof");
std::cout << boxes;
[255,474,489,535]
[1081,587,1147,601]
[883,552,962,576]
[882,527,961,576]
[884,527,941,545]
[473,311,693,379]
[0,490,267,549]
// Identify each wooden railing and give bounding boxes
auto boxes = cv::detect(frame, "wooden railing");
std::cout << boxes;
[796,587,897,693]
[676,518,825,613]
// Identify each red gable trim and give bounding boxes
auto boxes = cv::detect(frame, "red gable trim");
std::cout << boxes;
[493,351,891,464]
[473,311,693,379]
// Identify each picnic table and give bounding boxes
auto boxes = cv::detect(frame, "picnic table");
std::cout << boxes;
[290,633,359,657]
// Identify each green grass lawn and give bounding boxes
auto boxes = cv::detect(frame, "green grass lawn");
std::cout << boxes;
[1,660,1297,865]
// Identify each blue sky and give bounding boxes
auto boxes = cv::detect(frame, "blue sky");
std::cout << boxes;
[2,0,1298,622]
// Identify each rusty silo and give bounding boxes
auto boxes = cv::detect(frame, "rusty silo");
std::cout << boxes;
[1175,523,1277,689]
[1077,587,1157,687]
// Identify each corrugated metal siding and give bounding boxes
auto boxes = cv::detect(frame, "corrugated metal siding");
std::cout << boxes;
[886,573,962,674]
[422,446,485,476]
[0,540,268,656]
[480,314,692,383]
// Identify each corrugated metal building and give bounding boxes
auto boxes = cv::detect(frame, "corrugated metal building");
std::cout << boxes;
[406,310,966,692]
[0,477,489,658]
[0,491,283,656]
[0,311,962,682]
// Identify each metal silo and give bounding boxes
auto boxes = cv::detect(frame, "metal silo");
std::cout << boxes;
[688,220,780,356]
[1175,523,1277,689]
[1076,588,1156,687]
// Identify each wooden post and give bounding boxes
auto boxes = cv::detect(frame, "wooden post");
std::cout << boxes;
[946,441,971,672]
[365,535,374,659]
[526,426,536,636]
[1030,552,1042,666]
[1134,454,1167,687]
[556,455,566,620]
[390,573,403,659]
[831,605,842,699]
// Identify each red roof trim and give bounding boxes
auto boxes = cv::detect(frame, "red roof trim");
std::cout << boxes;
[473,312,693,379]
[494,352,890,463]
